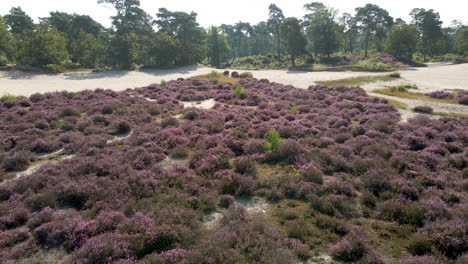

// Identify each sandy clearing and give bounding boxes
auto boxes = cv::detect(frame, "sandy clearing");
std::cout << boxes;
[360,63,468,115]
[0,66,386,96]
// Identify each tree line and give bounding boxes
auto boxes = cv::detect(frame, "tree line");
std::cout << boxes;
[0,1,467,71]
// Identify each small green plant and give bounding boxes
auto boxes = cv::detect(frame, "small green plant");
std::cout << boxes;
[390,84,418,92]
[233,86,244,98]
[208,70,220,78]
[1,94,19,101]
[289,104,297,114]
[212,78,219,83]
[389,72,401,78]
[160,80,168,86]
[263,129,281,151]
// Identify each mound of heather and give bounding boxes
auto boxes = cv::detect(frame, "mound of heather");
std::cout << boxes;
[0,78,466,263]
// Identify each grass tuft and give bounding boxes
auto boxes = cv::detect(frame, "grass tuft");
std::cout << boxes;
[1,94,20,101]
[317,73,400,86]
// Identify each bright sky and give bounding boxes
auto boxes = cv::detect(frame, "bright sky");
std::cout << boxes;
[0,0,466,28]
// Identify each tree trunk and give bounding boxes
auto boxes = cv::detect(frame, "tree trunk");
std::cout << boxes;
[291,54,295,66]
[277,28,281,63]
[364,33,369,57]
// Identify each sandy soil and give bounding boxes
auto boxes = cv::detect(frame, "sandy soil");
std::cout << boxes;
[361,63,468,115]
[0,66,385,96]
[1,63,467,116]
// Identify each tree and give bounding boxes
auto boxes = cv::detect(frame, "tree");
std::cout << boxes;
[207,26,231,68]
[70,30,106,68]
[151,32,180,66]
[267,4,284,62]
[0,16,14,64]
[385,23,418,59]
[280,17,307,66]
[410,8,443,61]
[355,4,393,57]
[454,26,468,58]
[98,0,153,68]
[304,2,341,57]
[16,24,69,68]
[4,7,34,34]
[341,13,359,54]
[155,8,205,65]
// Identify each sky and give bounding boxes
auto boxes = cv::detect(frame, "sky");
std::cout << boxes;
[0,0,467,29]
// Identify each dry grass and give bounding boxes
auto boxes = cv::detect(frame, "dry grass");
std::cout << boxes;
[385,99,408,109]
[434,112,468,118]
[192,71,240,84]
[373,88,458,104]
[291,64,396,72]
[316,74,399,86]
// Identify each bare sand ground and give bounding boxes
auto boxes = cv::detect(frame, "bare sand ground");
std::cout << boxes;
[1,63,467,117]
[0,66,385,96]
[361,63,468,115]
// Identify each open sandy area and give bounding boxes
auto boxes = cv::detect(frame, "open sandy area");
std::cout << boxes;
[1,63,467,117]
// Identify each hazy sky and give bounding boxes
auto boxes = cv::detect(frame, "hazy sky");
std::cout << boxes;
[0,0,466,28]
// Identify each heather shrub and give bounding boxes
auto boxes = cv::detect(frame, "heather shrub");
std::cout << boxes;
[330,226,368,262]
[244,139,265,155]
[113,121,131,135]
[379,201,426,226]
[231,71,239,78]
[413,106,433,114]
[0,208,29,230]
[233,157,257,176]
[399,255,446,264]
[169,145,189,159]
[2,151,31,171]
[426,91,454,99]
[33,221,67,248]
[60,107,81,117]
[161,117,179,128]
[73,233,136,264]
[239,72,253,78]
[458,95,468,105]
[299,163,323,184]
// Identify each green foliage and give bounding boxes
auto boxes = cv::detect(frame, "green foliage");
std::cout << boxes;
[390,84,418,92]
[160,80,167,86]
[207,26,231,67]
[112,32,139,69]
[43,64,65,73]
[304,4,342,57]
[155,8,206,65]
[233,86,244,98]
[389,72,401,78]
[264,129,281,151]
[454,26,468,57]
[280,17,307,66]
[70,30,106,68]
[410,8,444,61]
[0,94,19,101]
[208,70,220,78]
[385,23,418,59]
[356,57,394,71]
[267,4,285,61]
[16,24,69,68]
[0,16,14,64]
[355,4,393,57]
[4,7,34,34]
[289,104,297,114]
[151,32,181,67]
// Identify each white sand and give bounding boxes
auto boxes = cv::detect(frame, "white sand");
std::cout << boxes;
[0,66,385,96]
[1,63,467,115]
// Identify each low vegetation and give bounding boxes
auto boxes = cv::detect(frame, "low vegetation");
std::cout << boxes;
[0,77,466,263]
[374,88,465,105]
[317,72,400,86]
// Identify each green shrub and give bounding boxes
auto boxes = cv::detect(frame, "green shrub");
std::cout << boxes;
[160,80,168,87]
[239,72,253,78]
[233,86,244,98]
[208,70,220,78]
[289,104,297,114]
[0,55,8,67]
[43,64,65,73]
[263,129,281,151]
[389,72,401,78]
[390,84,418,92]
[1,94,19,101]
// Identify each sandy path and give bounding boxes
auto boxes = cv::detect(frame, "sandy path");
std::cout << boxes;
[0,66,386,96]
[360,63,468,115]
